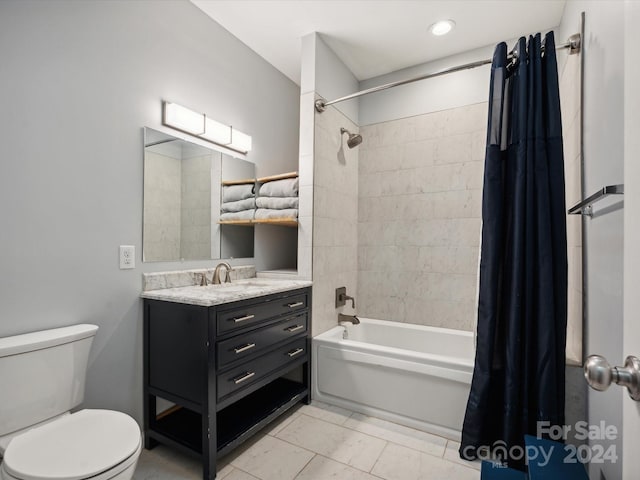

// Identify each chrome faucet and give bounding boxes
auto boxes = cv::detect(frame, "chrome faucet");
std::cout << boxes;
[212,262,232,284]
[338,313,360,325]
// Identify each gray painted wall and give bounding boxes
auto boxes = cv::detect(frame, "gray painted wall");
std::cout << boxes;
[302,33,360,125]
[358,44,494,126]
[0,0,299,423]
[558,3,625,479]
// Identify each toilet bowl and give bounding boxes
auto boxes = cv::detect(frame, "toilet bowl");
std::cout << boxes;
[0,409,141,480]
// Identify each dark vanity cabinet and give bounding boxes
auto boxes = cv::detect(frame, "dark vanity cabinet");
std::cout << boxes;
[143,287,312,480]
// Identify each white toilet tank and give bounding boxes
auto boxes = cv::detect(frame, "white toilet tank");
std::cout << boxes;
[0,324,98,437]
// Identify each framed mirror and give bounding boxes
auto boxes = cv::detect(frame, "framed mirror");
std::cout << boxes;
[143,127,255,262]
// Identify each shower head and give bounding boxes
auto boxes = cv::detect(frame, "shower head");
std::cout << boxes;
[340,127,363,149]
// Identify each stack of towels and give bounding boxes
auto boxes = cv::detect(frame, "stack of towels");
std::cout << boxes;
[255,177,299,220]
[220,183,255,221]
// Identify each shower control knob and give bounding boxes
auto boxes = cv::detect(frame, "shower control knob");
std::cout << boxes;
[584,354,640,401]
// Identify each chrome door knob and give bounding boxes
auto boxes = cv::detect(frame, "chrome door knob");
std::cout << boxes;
[584,355,613,391]
[584,355,640,401]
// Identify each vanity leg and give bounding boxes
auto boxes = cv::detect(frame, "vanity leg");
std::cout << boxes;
[202,416,217,480]
[143,394,159,449]
[302,338,312,405]
[204,336,218,480]
[143,308,159,449]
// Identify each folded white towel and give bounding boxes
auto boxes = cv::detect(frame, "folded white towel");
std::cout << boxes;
[220,209,255,221]
[221,197,256,213]
[257,177,298,198]
[255,208,298,220]
[255,196,299,210]
[222,184,254,203]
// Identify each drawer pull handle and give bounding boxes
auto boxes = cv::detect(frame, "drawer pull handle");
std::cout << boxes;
[232,314,255,323]
[234,343,256,354]
[233,371,255,384]
[286,325,304,333]
[287,348,304,357]
[287,301,304,308]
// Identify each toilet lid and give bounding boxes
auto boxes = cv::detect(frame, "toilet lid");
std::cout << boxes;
[3,409,141,480]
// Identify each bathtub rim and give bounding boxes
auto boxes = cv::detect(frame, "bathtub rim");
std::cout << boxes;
[315,317,476,341]
[314,317,475,371]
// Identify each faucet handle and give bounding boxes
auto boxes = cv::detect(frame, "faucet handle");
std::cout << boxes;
[335,287,355,309]
[199,273,208,286]
[225,266,233,283]
[344,294,355,309]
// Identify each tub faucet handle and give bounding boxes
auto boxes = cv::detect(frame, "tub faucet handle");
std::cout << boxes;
[335,287,355,309]
[343,294,355,309]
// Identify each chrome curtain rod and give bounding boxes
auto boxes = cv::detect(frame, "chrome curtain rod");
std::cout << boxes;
[315,33,581,113]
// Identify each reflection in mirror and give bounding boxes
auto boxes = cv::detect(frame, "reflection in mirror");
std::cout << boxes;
[221,154,255,259]
[143,128,255,262]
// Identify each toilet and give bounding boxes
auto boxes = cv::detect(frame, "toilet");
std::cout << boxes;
[0,324,141,480]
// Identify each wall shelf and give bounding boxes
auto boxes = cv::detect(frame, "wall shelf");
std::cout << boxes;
[219,218,298,227]
[257,171,298,183]
[221,178,255,186]
[219,220,255,227]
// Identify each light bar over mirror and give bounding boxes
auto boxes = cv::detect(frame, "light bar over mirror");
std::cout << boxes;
[162,101,252,154]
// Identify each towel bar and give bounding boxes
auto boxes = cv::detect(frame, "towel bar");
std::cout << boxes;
[568,184,624,216]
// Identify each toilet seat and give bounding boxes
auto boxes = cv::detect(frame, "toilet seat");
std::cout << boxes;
[1,409,141,480]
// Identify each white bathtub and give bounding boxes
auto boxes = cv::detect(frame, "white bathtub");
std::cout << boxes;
[312,318,475,441]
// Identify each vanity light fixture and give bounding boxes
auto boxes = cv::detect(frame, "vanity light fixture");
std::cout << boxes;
[429,19,455,36]
[202,117,232,145]
[162,101,252,153]
[229,128,252,153]
[163,102,205,135]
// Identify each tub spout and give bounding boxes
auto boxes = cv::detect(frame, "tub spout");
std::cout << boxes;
[338,313,360,325]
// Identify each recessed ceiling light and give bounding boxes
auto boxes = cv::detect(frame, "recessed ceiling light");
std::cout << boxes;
[429,19,455,36]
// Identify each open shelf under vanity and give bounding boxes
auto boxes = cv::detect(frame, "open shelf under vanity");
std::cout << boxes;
[150,377,307,457]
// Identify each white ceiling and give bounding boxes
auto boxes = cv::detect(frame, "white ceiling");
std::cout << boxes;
[192,0,566,85]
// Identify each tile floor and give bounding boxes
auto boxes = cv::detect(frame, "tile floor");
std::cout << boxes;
[134,401,481,480]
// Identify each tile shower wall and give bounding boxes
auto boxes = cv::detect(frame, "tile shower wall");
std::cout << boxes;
[143,151,181,262]
[180,155,212,260]
[312,105,359,336]
[357,103,486,331]
[558,47,582,364]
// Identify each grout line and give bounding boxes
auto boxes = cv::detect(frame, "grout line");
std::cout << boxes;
[289,411,454,465]
[368,440,389,477]
[292,453,317,480]
[229,465,261,480]
[217,465,235,480]
[443,439,451,458]
[273,413,383,475]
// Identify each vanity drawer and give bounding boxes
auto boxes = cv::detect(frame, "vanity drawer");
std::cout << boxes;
[216,292,308,335]
[217,313,308,368]
[217,338,307,400]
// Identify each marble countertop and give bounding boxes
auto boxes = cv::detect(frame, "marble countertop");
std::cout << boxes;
[140,278,312,307]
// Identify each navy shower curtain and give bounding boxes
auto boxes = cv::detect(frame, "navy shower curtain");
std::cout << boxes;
[459,32,567,470]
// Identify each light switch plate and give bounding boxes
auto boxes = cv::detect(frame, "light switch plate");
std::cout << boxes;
[119,245,135,269]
